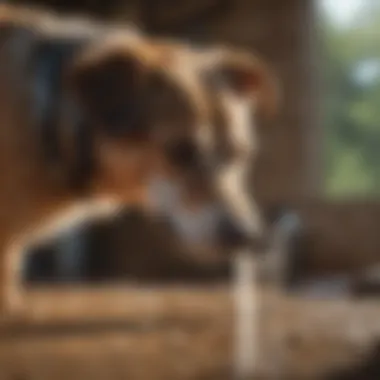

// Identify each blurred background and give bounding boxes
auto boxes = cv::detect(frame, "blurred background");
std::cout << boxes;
[1,0,380,379]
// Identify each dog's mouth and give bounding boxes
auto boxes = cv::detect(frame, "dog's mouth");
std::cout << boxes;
[154,207,267,259]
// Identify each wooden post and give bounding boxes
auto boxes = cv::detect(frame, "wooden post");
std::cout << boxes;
[232,250,259,379]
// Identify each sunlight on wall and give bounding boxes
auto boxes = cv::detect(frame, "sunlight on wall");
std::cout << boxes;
[321,0,365,27]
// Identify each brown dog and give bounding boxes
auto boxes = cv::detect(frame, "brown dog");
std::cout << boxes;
[0,5,278,313]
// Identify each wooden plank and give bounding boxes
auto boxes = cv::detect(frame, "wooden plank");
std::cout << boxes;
[8,285,232,323]
[0,286,379,379]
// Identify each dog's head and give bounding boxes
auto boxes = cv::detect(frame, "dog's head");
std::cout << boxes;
[68,39,279,255]
[147,45,279,255]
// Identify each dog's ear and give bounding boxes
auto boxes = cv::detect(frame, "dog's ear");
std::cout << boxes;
[69,47,152,137]
[200,49,280,118]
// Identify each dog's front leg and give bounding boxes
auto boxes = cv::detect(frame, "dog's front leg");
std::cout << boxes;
[0,199,123,315]
[0,237,27,315]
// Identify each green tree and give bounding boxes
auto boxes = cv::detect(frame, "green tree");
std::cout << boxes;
[321,3,380,197]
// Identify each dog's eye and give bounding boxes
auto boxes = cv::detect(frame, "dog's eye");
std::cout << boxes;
[166,141,199,168]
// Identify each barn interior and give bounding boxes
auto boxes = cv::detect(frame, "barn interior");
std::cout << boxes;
[1,0,380,379]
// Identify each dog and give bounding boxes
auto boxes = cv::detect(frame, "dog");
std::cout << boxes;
[0,5,279,313]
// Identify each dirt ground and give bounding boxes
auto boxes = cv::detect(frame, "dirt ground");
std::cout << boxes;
[0,286,379,380]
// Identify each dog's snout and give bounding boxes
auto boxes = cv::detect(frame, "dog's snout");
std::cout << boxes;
[218,216,268,252]
[218,217,251,249]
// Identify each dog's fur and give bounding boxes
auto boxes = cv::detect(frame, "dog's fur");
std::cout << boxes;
[143,40,279,254]
[0,5,279,313]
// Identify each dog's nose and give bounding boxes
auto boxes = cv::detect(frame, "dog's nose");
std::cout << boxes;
[218,217,268,252]
[218,217,252,249]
